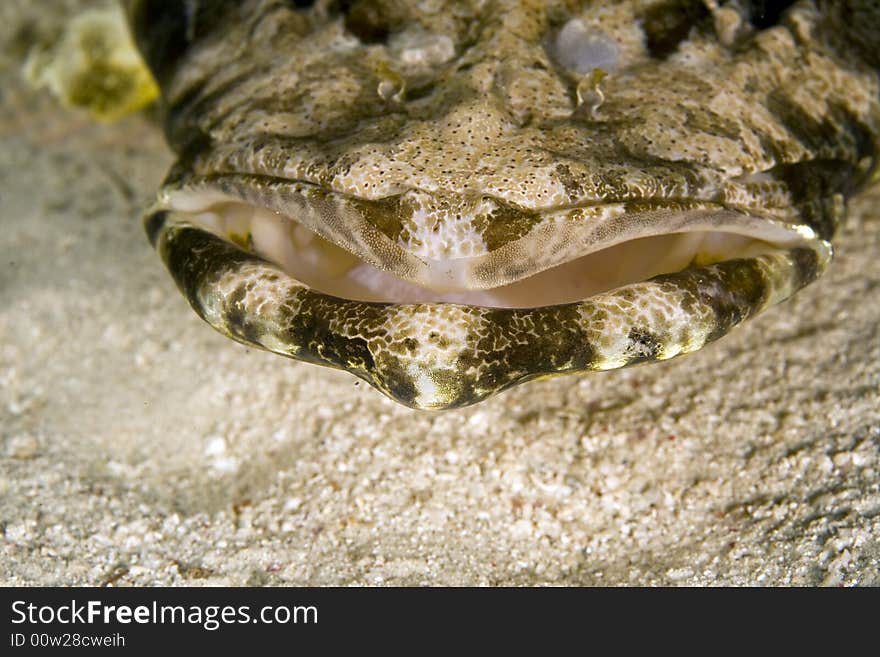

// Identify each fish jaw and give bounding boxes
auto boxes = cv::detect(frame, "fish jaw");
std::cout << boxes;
[147,209,829,410]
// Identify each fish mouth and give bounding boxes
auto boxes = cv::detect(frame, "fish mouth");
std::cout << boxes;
[156,177,822,307]
[146,182,830,410]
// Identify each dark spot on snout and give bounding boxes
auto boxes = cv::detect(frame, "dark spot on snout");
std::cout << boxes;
[743,1,798,30]
[640,0,710,59]
[338,0,399,44]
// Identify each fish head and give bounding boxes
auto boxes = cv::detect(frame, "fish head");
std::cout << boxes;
[128,0,878,408]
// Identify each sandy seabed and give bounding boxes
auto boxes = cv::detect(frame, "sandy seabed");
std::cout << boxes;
[1,1,878,586]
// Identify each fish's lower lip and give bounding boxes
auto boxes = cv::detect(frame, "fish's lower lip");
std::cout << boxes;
[146,210,829,410]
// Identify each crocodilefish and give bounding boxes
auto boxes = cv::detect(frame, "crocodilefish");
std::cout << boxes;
[125,0,879,409]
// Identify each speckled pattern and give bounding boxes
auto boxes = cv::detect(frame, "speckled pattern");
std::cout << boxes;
[1,0,879,585]
[126,0,878,408]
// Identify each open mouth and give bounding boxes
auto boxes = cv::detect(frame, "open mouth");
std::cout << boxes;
[160,189,817,310]
[147,184,828,409]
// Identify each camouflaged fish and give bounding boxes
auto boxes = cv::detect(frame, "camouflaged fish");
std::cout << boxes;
[126,0,879,409]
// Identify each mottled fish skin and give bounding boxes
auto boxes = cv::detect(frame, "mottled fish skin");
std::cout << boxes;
[128,0,878,409]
